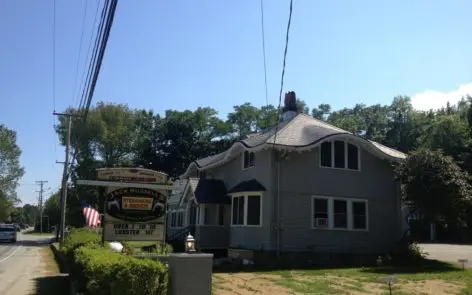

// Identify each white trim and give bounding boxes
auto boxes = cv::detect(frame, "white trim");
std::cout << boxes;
[230,192,263,227]
[311,195,369,232]
[181,132,406,177]
[319,140,361,172]
[169,209,185,229]
[178,180,195,207]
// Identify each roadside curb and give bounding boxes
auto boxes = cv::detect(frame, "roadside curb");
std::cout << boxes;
[50,244,77,295]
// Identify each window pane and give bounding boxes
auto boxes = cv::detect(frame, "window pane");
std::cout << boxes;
[313,198,329,227]
[204,207,209,225]
[334,141,345,168]
[333,200,347,228]
[247,195,261,225]
[238,196,245,225]
[320,142,332,167]
[347,143,359,170]
[218,206,225,225]
[232,198,239,225]
[243,151,249,169]
[353,201,367,229]
[249,152,255,167]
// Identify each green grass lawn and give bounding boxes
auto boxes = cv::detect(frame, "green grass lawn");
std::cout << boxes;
[213,260,472,295]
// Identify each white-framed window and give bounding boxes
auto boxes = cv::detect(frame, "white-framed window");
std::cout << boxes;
[217,205,225,225]
[170,209,184,228]
[170,211,176,228]
[231,193,262,227]
[320,140,360,171]
[311,196,368,231]
[242,151,255,170]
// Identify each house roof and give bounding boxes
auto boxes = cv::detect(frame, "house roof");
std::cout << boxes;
[227,179,266,194]
[167,179,187,206]
[183,112,407,177]
[194,179,230,204]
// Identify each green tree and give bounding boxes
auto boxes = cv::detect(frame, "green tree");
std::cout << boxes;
[395,149,472,224]
[0,124,25,220]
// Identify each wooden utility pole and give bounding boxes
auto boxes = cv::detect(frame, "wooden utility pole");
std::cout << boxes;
[35,180,48,233]
[54,112,81,242]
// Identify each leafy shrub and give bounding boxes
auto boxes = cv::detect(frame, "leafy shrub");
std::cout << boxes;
[74,246,168,295]
[61,227,101,259]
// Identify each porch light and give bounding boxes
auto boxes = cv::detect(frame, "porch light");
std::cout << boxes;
[185,233,196,253]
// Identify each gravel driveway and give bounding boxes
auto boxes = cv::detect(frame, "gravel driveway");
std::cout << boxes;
[420,243,472,268]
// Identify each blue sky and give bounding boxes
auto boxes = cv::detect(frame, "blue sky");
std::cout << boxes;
[1,0,471,205]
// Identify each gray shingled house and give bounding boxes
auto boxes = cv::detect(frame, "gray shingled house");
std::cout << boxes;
[166,92,408,257]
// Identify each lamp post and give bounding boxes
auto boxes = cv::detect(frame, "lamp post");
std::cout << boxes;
[185,233,196,253]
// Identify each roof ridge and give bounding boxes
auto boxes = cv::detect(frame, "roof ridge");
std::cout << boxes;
[299,113,348,133]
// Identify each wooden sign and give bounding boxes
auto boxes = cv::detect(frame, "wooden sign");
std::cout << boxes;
[97,167,167,184]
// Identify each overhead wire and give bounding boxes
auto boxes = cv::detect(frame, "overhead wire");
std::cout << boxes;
[68,0,119,176]
[270,0,294,259]
[76,2,101,111]
[71,0,90,107]
[272,0,294,144]
[260,0,269,107]
[52,0,57,158]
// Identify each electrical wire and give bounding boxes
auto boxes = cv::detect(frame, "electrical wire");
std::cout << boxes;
[68,0,119,175]
[260,0,269,107]
[71,0,90,107]
[76,2,101,111]
[272,0,294,144]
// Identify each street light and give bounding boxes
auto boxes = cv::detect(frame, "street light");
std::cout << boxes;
[185,233,196,253]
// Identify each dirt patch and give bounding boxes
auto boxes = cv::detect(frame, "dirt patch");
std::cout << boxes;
[213,272,466,295]
[213,273,299,295]
[401,279,464,295]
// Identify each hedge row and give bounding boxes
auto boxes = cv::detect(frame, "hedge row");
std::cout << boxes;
[61,228,168,295]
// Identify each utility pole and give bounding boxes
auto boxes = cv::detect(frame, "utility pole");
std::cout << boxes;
[35,180,48,233]
[54,112,81,242]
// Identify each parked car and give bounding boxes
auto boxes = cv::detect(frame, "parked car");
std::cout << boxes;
[0,224,17,243]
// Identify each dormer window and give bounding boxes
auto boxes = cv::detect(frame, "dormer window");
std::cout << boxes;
[320,140,360,171]
[242,151,255,170]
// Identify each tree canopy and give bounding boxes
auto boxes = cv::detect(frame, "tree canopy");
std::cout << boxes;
[55,95,472,231]
[0,124,25,221]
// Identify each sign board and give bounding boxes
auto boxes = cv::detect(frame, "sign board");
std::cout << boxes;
[104,222,165,241]
[99,168,169,242]
[97,167,167,184]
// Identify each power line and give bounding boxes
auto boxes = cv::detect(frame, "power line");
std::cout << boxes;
[52,0,56,112]
[260,0,269,107]
[76,2,101,110]
[71,0,90,107]
[69,0,119,173]
[271,0,294,260]
[52,0,57,157]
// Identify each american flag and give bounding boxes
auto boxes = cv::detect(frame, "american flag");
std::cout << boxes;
[82,206,101,228]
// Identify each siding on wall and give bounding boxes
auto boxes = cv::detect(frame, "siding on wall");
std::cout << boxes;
[208,149,274,250]
[277,146,402,252]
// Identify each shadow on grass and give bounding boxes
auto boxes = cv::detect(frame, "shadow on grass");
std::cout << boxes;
[34,275,69,295]
[214,258,462,275]
[361,259,462,275]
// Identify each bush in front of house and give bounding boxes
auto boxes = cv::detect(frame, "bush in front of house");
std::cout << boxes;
[74,246,168,295]
[61,227,102,259]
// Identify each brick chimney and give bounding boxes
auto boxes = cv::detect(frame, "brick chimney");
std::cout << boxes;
[281,91,298,121]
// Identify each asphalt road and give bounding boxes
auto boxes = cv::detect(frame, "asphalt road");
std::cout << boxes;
[0,231,54,295]
[420,243,472,268]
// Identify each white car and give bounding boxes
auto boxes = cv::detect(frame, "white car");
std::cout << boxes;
[0,225,17,243]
